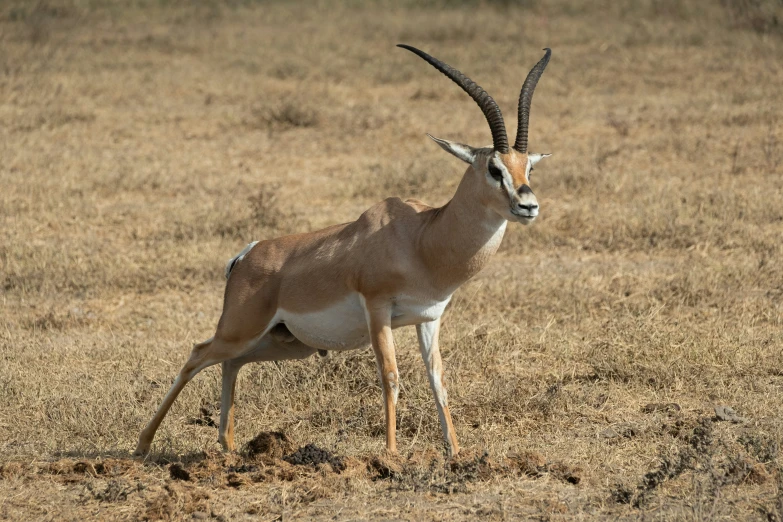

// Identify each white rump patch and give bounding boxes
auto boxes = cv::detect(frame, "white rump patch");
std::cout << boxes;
[224,241,259,279]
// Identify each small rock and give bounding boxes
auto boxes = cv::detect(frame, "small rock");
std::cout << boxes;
[714,405,747,423]
[192,512,208,520]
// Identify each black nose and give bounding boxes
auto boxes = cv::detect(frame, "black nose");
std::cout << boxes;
[518,184,533,195]
[516,202,539,212]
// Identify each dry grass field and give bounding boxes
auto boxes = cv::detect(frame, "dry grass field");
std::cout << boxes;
[2,0,783,519]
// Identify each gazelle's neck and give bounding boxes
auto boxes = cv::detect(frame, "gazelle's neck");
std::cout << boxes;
[420,169,508,290]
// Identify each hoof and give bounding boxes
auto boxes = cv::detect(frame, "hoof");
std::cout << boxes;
[218,439,236,453]
[133,439,151,458]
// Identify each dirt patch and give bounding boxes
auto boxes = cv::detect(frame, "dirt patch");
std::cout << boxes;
[365,447,580,494]
[506,451,583,485]
[548,462,583,485]
[368,450,481,494]
[85,479,143,503]
[607,414,780,509]
[142,482,213,521]
[507,450,548,477]
[168,463,190,481]
[242,431,294,461]
[283,443,346,473]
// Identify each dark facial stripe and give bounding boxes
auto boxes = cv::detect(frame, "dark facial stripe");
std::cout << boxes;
[517,184,533,195]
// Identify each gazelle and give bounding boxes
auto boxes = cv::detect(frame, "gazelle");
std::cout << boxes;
[135,45,552,458]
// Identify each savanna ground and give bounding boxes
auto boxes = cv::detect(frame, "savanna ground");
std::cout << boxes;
[1,0,783,520]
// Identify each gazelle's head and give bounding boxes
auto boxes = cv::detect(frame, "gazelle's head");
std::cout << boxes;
[399,45,551,225]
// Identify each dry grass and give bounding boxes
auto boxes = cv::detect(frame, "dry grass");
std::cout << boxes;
[1,0,783,520]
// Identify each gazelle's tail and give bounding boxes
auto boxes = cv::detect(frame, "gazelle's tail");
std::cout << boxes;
[224,241,259,279]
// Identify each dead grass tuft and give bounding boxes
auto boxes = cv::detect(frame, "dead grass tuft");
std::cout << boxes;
[249,102,320,131]
[7,0,77,44]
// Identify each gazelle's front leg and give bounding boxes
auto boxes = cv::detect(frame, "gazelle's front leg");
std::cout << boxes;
[416,319,459,457]
[364,300,399,454]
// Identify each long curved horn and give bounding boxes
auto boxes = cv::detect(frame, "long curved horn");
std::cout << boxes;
[514,48,551,153]
[397,44,509,154]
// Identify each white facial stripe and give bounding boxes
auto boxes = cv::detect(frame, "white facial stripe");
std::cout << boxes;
[490,153,515,194]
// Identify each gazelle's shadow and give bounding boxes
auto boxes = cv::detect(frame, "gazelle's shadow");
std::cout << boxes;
[52,448,214,467]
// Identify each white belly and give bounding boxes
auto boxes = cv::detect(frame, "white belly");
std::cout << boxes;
[280,294,370,351]
[279,292,452,351]
[391,293,452,327]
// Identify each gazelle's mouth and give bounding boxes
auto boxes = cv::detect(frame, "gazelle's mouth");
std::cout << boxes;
[510,209,538,219]
[510,211,537,223]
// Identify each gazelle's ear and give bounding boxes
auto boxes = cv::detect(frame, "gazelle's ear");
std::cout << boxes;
[528,153,551,167]
[427,134,477,164]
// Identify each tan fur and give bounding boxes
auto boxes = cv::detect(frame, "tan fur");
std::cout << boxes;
[498,150,531,189]
[133,145,546,458]
[134,106,547,460]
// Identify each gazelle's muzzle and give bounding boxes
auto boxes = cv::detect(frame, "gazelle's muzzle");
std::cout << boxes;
[510,185,539,220]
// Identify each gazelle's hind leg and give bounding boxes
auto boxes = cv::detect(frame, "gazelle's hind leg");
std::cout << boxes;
[218,331,317,452]
[134,336,239,456]
[135,241,281,457]
[218,360,242,452]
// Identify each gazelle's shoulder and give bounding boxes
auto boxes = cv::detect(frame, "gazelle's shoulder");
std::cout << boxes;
[403,198,435,213]
[351,197,428,228]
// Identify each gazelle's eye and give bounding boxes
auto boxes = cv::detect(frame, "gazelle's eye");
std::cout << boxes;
[488,163,503,181]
